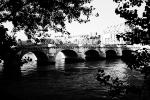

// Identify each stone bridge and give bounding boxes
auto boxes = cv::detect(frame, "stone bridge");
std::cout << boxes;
[16,44,143,65]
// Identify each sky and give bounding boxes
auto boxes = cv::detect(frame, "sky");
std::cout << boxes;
[65,0,125,35]
[2,0,126,40]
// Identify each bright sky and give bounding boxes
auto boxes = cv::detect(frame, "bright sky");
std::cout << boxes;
[2,0,126,40]
[66,0,125,35]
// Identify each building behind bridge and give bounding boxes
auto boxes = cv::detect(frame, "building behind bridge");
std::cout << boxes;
[16,23,132,46]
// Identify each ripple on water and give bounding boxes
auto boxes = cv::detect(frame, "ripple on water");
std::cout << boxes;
[0,58,145,99]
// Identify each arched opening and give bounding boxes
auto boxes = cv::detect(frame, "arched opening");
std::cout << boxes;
[21,51,49,75]
[85,50,101,61]
[56,50,78,63]
[106,50,117,59]
[32,51,49,65]
[21,52,37,75]
[122,50,133,61]
[0,59,4,72]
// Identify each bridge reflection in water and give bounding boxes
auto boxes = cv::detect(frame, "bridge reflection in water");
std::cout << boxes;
[20,52,143,81]
[55,52,65,70]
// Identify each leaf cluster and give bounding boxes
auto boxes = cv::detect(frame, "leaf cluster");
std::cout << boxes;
[0,0,94,34]
[124,48,150,79]
[114,0,150,44]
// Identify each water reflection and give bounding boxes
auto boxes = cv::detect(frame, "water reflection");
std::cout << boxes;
[99,59,128,80]
[54,58,143,85]
[55,52,65,70]
[0,61,3,72]
[55,59,65,71]
[0,53,144,87]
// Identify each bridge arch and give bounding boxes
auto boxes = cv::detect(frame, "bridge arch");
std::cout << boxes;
[85,50,101,61]
[18,50,49,66]
[106,50,117,59]
[55,49,78,63]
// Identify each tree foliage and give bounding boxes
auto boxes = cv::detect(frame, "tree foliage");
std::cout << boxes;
[0,0,94,35]
[0,25,16,59]
[126,48,150,78]
[114,0,150,77]
[114,0,150,44]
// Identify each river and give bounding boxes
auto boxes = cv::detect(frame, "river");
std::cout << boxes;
[0,54,145,100]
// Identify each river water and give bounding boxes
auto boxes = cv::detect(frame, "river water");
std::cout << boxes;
[0,54,145,100]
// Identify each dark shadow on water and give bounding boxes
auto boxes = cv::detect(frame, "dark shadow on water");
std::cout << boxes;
[65,58,84,63]
[105,58,121,64]
[86,57,105,61]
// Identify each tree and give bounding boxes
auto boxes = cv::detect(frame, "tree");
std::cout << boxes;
[114,0,150,44]
[0,25,16,59]
[0,0,94,36]
[113,0,150,72]
[0,0,94,78]
[108,1,150,98]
